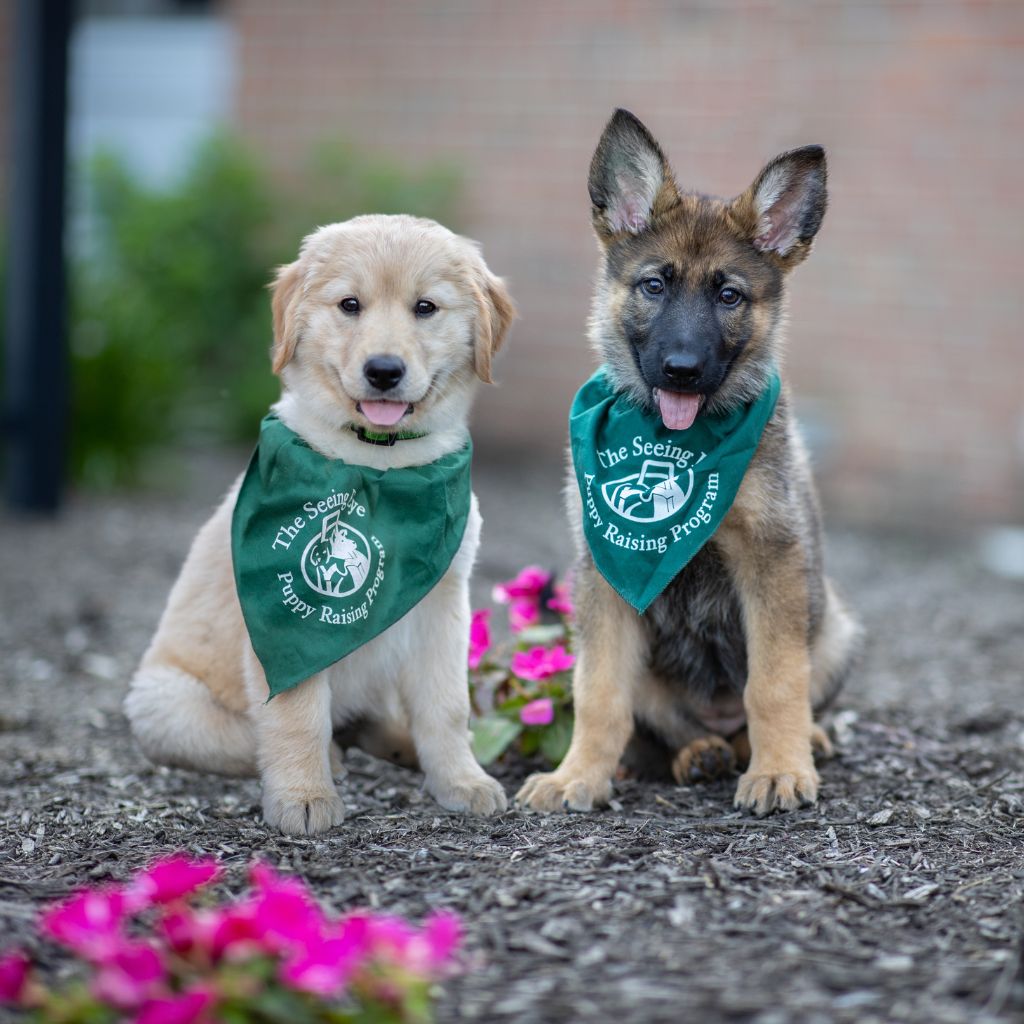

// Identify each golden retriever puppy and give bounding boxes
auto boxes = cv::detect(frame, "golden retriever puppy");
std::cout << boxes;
[125,215,515,835]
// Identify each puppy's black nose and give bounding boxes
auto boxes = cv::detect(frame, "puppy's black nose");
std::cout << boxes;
[661,352,702,387]
[363,356,406,392]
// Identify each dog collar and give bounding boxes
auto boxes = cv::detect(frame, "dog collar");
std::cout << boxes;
[350,425,429,447]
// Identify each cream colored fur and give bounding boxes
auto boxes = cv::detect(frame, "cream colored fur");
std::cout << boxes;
[125,215,515,835]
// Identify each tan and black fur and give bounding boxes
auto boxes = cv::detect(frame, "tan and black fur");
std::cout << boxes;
[518,110,860,816]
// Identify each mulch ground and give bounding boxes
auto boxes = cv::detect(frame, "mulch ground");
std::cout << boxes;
[1,451,1022,1023]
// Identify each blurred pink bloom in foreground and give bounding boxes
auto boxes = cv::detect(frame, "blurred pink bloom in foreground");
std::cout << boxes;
[135,987,214,1024]
[158,906,215,958]
[91,941,165,1010]
[126,853,221,909]
[519,697,555,726]
[4,853,462,1021]
[421,911,462,969]
[468,608,491,669]
[40,887,128,961]
[0,951,29,1004]
[249,861,326,949]
[511,645,575,681]
[280,930,362,997]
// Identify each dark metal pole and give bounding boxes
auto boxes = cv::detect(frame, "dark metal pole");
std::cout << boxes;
[3,0,72,512]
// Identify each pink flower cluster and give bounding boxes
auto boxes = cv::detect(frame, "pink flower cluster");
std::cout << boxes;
[468,567,575,669]
[468,608,491,669]
[491,565,573,633]
[467,565,576,765]
[510,644,575,682]
[0,854,461,1023]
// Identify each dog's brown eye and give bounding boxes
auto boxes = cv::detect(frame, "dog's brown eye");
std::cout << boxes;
[718,287,742,307]
[339,297,360,314]
[640,278,664,296]
[415,299,437,317]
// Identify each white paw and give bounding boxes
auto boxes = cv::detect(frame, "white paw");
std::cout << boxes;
[262,786,345,835]
[430,772,507,816]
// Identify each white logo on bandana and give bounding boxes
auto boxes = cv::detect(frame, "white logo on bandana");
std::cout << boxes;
[301,510,372,598]
[601,459,694,523]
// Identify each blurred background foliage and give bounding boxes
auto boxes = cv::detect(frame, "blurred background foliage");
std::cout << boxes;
[66,133,462,487]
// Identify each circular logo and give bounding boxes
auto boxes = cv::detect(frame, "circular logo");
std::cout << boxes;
[301,513,372,598]
[601,458,694,523]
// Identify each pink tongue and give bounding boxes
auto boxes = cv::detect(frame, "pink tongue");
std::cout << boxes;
[360,400,409,427]
[656,389,701,431]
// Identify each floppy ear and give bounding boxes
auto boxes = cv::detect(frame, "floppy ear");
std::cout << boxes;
[269,259,304,374]
[737,145,827,270]
[471,269,516,385]
[588,108,679,240]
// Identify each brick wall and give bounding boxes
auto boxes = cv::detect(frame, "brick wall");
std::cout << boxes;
[4,1,1018,526]
[228,0,1024,527]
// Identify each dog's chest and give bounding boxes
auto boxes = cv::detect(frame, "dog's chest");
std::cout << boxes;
[641,541,747,701]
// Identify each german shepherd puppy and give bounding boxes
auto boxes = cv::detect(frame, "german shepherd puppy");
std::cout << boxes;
[518,110,860,816]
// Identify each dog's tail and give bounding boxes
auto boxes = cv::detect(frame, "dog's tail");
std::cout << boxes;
[124,665,257,777]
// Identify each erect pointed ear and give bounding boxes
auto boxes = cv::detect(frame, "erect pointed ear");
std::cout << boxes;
[737,145,828,269]
[588,108,680,241]
[470,267,516,385]
[269,259,304,374]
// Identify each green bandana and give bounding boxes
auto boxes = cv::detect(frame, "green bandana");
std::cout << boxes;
[231,415,472,697]
[569,368,781,613]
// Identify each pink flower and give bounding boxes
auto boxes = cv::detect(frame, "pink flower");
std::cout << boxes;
[91,941,165,1010]
[492,566,551,604]
[134,988,214,1024]
[493,566,558,633]
[0,951,30,1004]
[126,854,220,910]
[249,863,325,950]
[468,609,491,669]
[510,645,575,681]
[546,580,574,618]
[282,909,425,996]
[41,887,128,961]
[158,907,220,958]
[158,902,263,964]
[354,911,461,978]
[208,902,263,961]
[421,911,462,969]
[508,598,540,633]
[365,913,416,961]
[279,932,362,997]
[519,698,555,726]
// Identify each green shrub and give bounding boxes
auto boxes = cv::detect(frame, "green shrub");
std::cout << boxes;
[65,134,462,487]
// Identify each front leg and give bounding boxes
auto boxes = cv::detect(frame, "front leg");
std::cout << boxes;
[718,528,818,815]
[517,566,644,812]
[403,582,506,816]
[243,648,345,835]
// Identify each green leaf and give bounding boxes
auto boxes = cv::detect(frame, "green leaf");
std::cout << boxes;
[495,694,528,713]
[471,714,522,765]
[539,711,574,766]
[518,728,541,756]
